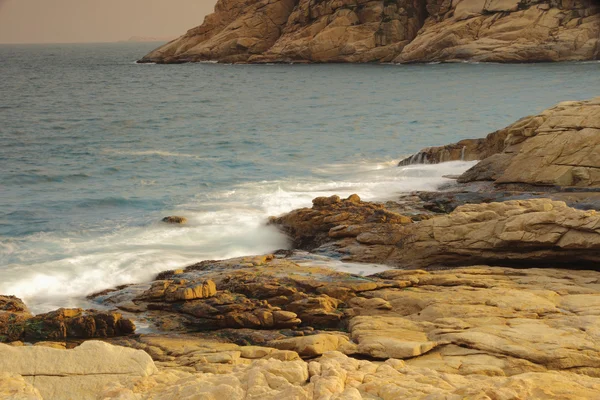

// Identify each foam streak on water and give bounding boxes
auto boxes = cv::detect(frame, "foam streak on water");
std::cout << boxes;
[1,160,474,313]
[1,43,600,313]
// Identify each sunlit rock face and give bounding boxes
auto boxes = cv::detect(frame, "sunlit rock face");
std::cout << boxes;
[139,0,599,63]
[7,265,600,399]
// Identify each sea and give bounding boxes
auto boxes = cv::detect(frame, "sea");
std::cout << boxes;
[1,42,599,313]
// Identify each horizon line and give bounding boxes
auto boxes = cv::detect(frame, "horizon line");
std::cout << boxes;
[0,40,172,45]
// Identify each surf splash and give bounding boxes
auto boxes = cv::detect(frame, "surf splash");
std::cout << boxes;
[0,160,475,313]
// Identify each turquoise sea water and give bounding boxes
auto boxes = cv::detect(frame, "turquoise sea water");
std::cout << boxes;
[1,42,599,312]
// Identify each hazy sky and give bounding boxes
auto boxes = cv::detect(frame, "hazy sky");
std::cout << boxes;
[0,0,217,44]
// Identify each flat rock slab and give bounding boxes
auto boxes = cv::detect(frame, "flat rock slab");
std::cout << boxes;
[0,341,157,400]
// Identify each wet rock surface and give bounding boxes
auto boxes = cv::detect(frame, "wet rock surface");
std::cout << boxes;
[89,254,398,334]
[0,303,136,344]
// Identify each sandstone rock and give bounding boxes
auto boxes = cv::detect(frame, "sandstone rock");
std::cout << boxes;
[72,264,600,398]
[274,196,600,268]
[393,199,600,268]
[146,290,303,330]
[250,0,428,63]
[270,194,411,250]
[349,316,438,359]
[141,278,217,302]
[99,349,600,399]
[0,341,157,400]
[352,266,600,379]
[269,333,356,357]
[396,0,600,63]
[95,253,400,335]
[286,295,343,327]
[140,0,599,63]
[493,98,600,187]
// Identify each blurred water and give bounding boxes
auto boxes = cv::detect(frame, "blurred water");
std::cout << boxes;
[1,42,599,312]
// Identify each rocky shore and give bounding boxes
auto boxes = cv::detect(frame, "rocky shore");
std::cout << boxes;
[1,97,599,399]
[139,0,599,64]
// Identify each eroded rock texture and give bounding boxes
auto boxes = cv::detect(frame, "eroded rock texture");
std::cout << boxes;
[7,265,600,399]
[396,0,600,63]
[140,0,599,63]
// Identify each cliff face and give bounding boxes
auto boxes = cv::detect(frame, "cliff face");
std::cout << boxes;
[140,0,599,63]
[397,0,600,63]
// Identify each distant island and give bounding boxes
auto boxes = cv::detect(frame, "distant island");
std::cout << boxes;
[138,0,600,64]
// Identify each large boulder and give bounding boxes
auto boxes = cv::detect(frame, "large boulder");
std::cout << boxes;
[388,198,600,268]
[489,98,600,187]
[269,194,412,250]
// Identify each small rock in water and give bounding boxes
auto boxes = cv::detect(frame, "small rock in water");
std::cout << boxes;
[162,216,187,224]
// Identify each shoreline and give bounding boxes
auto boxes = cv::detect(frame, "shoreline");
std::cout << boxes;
[1,97,599,399]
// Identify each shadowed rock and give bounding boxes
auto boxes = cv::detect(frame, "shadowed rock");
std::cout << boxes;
[0,305,136,343]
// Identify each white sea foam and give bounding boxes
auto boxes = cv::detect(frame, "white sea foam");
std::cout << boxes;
[0,160,476,313]
[101,149,202,158]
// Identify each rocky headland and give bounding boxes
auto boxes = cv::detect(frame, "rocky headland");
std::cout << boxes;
[139,0,600,64]
[2,97,600,399]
